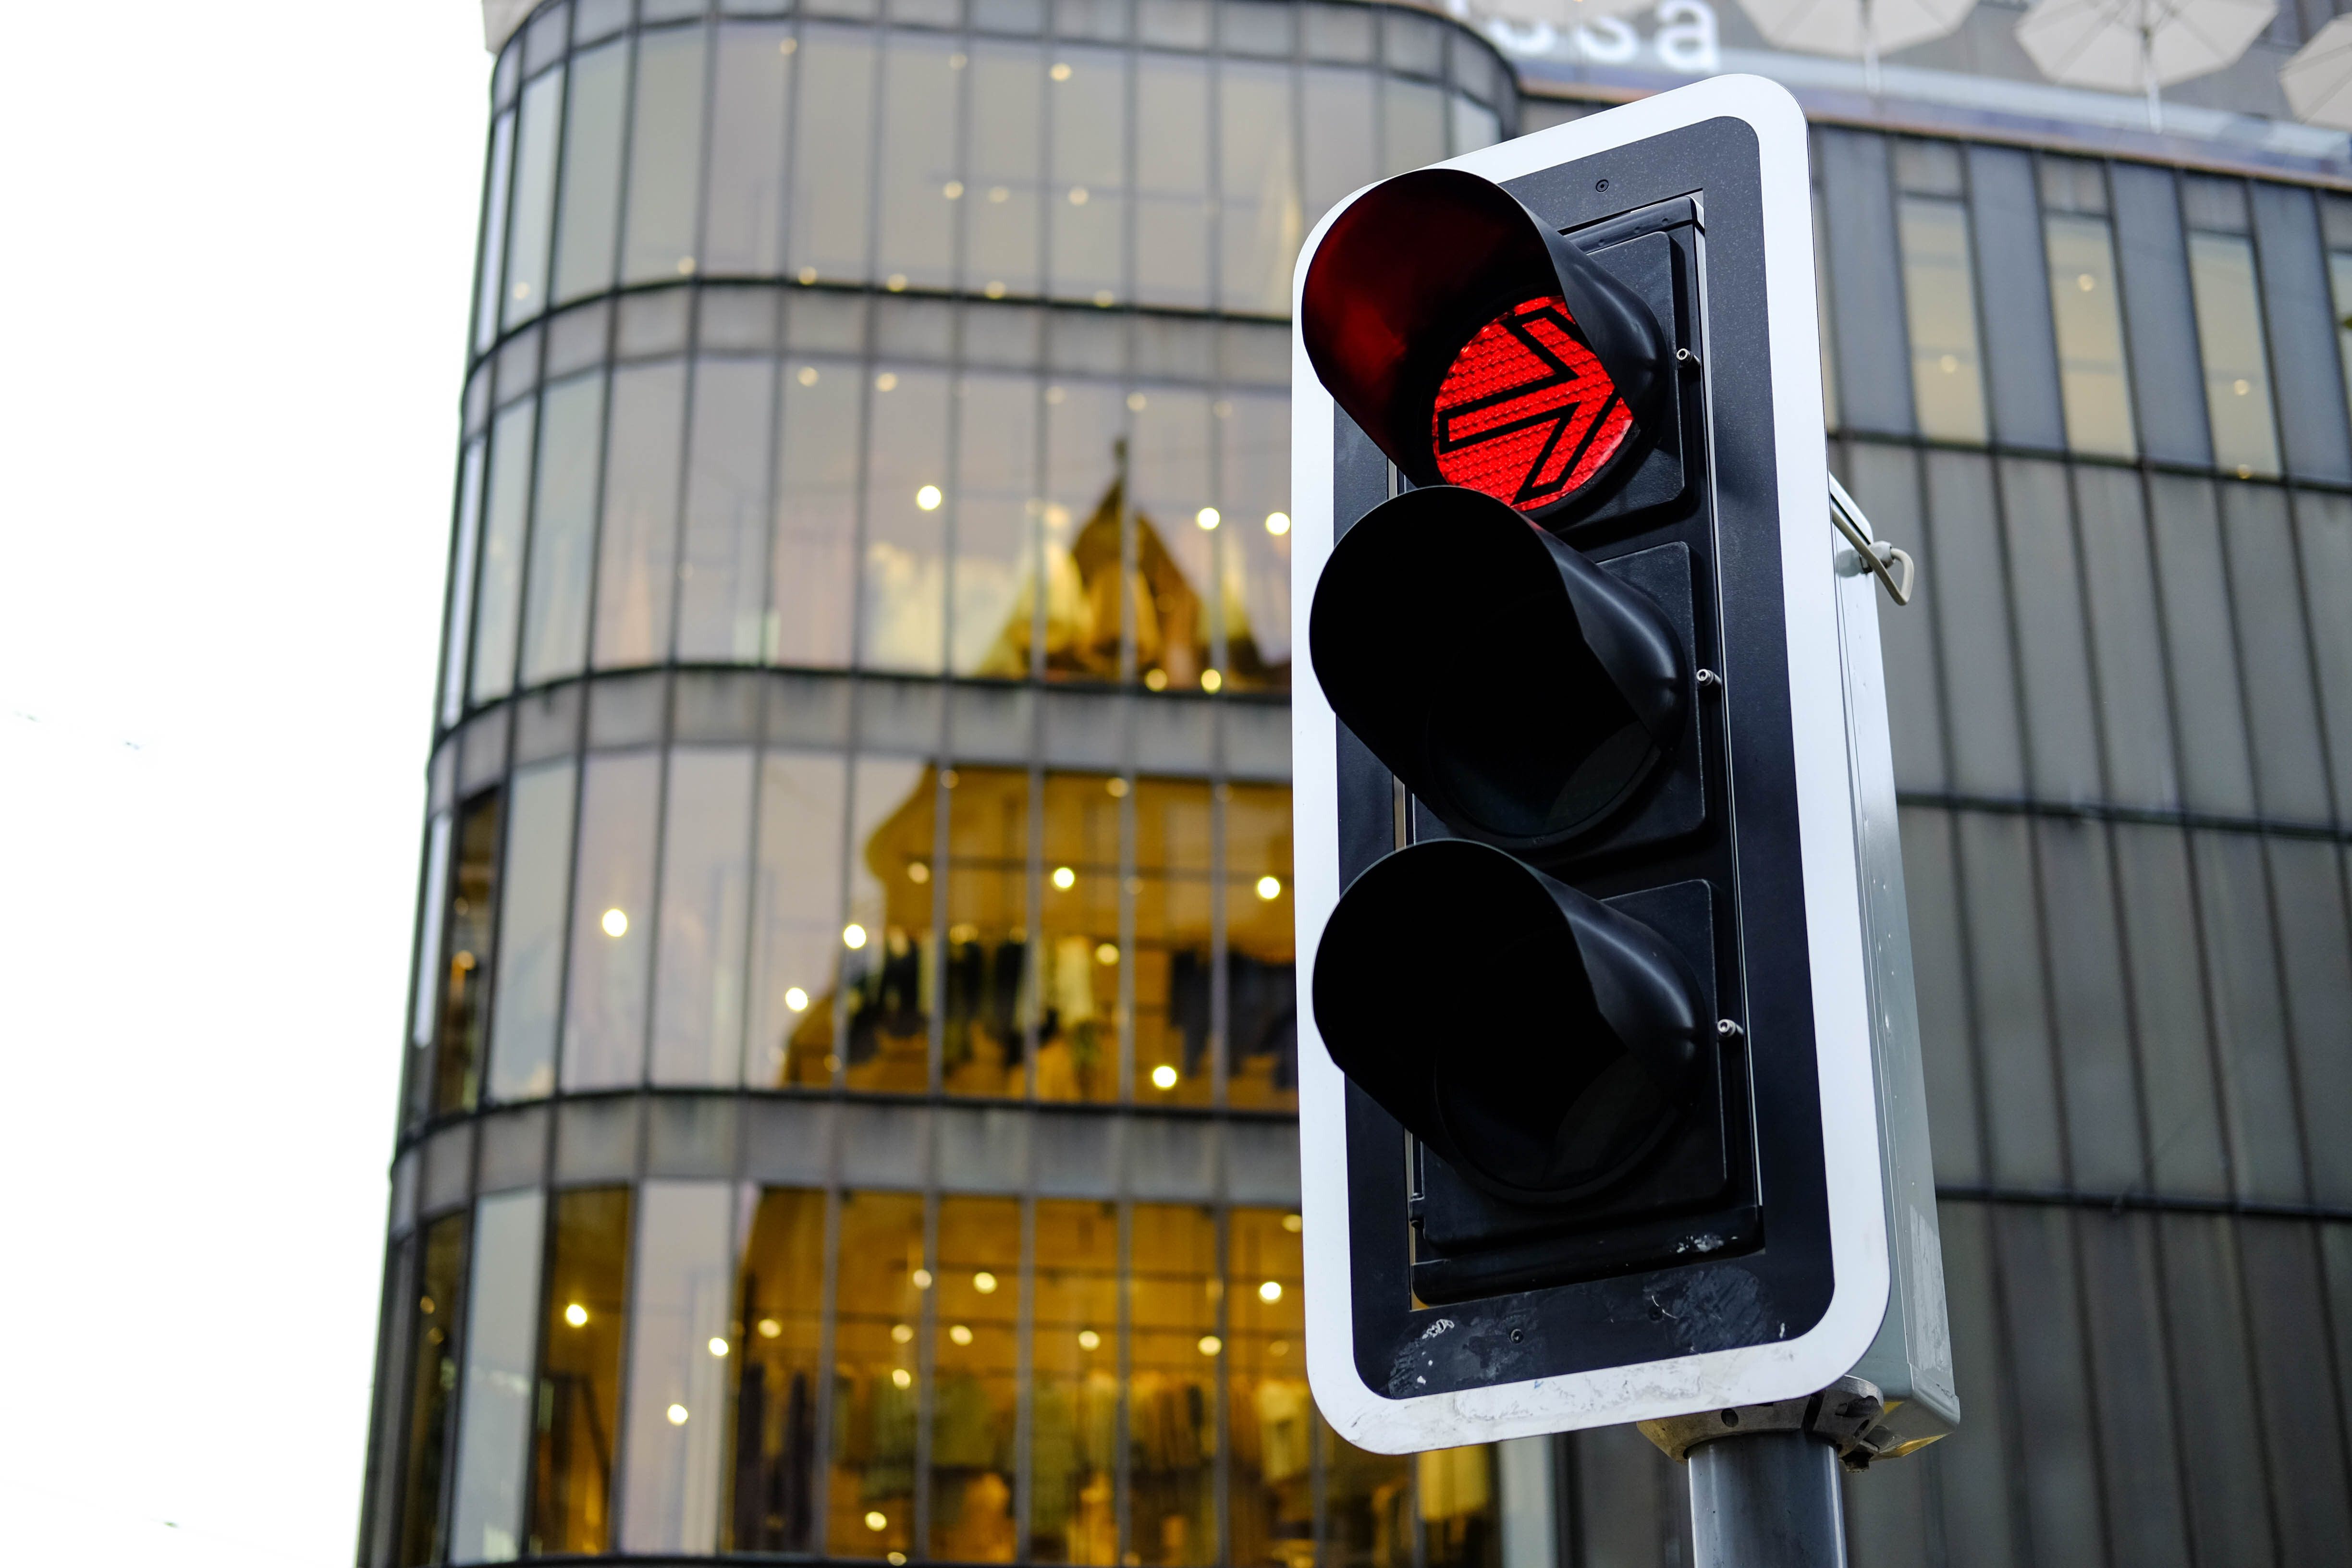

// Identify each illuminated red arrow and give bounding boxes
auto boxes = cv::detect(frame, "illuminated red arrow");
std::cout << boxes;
[1431,295,1633,512]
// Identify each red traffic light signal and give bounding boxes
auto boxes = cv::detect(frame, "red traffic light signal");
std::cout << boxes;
[1300,169,1672,524]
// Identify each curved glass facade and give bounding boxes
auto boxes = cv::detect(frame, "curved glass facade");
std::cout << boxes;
[363,2,1517,1564]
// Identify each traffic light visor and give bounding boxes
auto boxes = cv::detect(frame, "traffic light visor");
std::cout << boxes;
[1313,839,1706,1204]
[1309,487,1687,852]
[1301,170,1666,522]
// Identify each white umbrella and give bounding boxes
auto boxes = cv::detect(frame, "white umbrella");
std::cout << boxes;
[1732,0,1981,89]
[2016,0,2278,130]
[2282,15,2352,130]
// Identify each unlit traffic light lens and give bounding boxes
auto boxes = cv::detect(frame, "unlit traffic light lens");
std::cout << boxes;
[1433,295,1635,512]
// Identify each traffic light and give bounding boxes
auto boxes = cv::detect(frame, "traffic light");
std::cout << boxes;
[1289,75,1956,1455]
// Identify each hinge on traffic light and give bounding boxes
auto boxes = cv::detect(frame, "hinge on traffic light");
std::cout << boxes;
[1828,473,1914,607]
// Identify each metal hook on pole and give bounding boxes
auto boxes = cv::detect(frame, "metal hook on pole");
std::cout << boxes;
[1828,473,1914,607]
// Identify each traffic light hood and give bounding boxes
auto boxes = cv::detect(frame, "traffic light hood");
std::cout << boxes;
[1300,169,1668,522]
[1312,838,1707,1205]
[1309,486,1687,854]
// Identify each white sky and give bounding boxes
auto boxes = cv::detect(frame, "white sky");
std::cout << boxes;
[0,4,489,1560]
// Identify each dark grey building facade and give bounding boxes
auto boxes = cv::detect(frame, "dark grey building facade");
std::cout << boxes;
[361,1,2352,1565]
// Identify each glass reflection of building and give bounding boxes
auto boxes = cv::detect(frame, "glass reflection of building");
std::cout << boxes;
[360,3,1520,1565]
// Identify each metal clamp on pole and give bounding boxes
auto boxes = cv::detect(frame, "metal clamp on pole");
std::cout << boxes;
[1637,1377,1885,1568]
[1829,474,1914,607]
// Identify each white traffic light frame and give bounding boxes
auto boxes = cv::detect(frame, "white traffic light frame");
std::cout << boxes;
[1289,75,1894,1451]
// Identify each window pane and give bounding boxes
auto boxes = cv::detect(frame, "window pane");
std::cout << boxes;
[471,399,539,707]
[847,760,936,1092]
[772,356,861,668]
[1048,48,1127,305]
[1323,1414,1413,1568]
[1129,1204,1217,1567]
[1031,1200,1119,1565]
[929,1197,1021,1561]
[593,362,687,668]
[475,111,516,354]
[827,1191,926,1556]
[553,39,627,305]
[1814,198,1840,429]
[652,748,756,1085]
[678,357,776,662]
[968,45,1043,299]
[1923,451,2022,795]
[520,372,605,686]
[2072,466,2179,809]
[1448,95,1500,156]
[1228,1209,1308,1568]
[1998,458,2097,798]
[1302,68,1378,244]
[2112,823,2231,1198]
[443,441,488,726]
[749,751,850,1086]
[1384,80,1446,178]
[726,1188,828,1553]
[704,24,794,277]
[1039,772,1122,1103]
[1420,1445,1497,1568]
[624,27,709,284]
[395,1213,470,1566]
[563,752,662,1090]
[412,812,453,1055]
[1042,380,1128,682]
[876,38,962,292]
[862,367,952,673]
[1899,196,1988,443]
[1223,392,1292,691]
[532,1187,634,1556]
[953,371,1042,676]
[944,767,1032,1099]
[1220,62,1300,315]
[449,1188,545,1564]
[437,789,505,1117]
[504,69,564,331]
[1135,55,1210,308]
[2189,232,2281,477]
[791,28,878,283]
[1129,389,1215,691]
[1137,778,1213,1106]
[1958,810,2062,1189]
[2330,251,2352,429]
[2046,214,2137,457]
[489,760,577,1102]
[2146,476,2256,816]
[620,1181,735,1553]
[1225,783,1295,1112]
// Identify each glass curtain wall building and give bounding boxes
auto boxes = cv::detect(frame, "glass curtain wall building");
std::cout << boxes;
[359,2,1520,1565]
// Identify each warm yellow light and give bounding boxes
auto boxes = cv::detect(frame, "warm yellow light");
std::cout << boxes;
[1256,875,1282,901]
[1143,669,1168,691]
[1106,777,1128,797]
[1096,942,1119,967]
[889,1555,908,1566]
[1051,61,1073,80]
[875,372,898,392]
[943,181,964,198]
[1196,507,1221,530]
[1258,1280,1283,1303]
[1069,186,1090,206]
[1052,866,1076,890]
[891,1368,913,1391]
[2234,378,2252,396]
[676,256,697,276]
[1078,1328,1102,1350]
[420,1296,436,1315]
[912,1268,934,1289]
[1094,290,1115,308]
[1197,1335,1223,1356]
[709,1337,729,1358]
[2077,272,2095,292]
[907,860,931,882]
[1126,392,1147,412]
[798,265,818,284]
[601,908,629,937]
[565,1303,589,1327]
[892,1323,915,1344]
[974,1271,999,1294]
[949,1323,974,1346]
[758,1317,783,1338]
[844,924,869,949]
[866,1510,891,1532]
[784,987,810,1013]
[1282,1213,1303,1234]
[1265,512,1291,536]
[990,186,1010,203]
[1939,354,1958,373]
[886,273,908,292]
[1271,1339,1289,1357]
[667,1403,689,1425]
[1200,669,1223,693]
[797,366,819,386]
[916,484,943,511]
[1151,1064,1179,1091]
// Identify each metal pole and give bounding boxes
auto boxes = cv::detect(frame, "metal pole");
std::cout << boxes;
[1687,1430,1847,1568]
[1638,1376,1886,1568]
